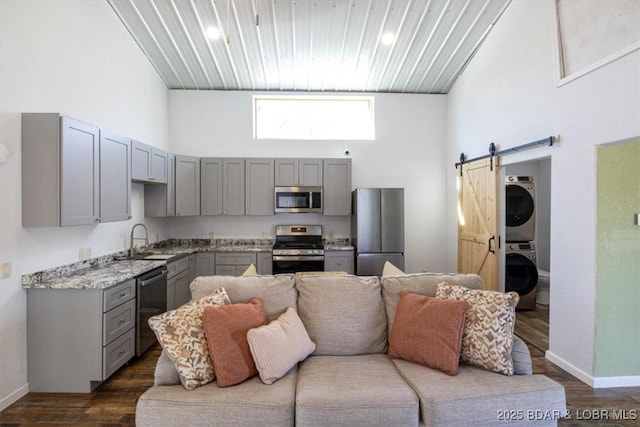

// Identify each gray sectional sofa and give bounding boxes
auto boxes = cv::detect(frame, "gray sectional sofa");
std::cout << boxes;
[136,272,566,426]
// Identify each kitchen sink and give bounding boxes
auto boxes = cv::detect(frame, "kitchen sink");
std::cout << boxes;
[141,254,175,260]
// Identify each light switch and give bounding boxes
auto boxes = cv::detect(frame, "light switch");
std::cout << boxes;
[0,262,11,279]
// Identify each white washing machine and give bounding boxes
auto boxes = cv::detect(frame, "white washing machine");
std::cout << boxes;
[505,242,538,310]
[505,175,535,242]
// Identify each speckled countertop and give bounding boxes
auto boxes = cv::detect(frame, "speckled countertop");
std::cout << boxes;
[24,260,166,290]
[22,237,353,290]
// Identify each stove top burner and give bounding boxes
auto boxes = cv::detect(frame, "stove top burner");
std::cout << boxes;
[273,225,324,256]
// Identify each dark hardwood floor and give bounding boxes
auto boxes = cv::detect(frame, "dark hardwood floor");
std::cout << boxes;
[1,304,639,426]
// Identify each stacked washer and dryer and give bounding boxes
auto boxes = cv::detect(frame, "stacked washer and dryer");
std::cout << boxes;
[505,176,548,310]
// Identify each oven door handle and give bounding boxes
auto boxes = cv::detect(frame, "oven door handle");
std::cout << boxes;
[272,256,325,262]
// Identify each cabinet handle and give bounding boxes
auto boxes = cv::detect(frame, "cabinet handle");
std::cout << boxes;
[119,317,126,324]
[118,349,126,356]
[149,177,156,181]
[120,292,126,298]
[95,217,100,222]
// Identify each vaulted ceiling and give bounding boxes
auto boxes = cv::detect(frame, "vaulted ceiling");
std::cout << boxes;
[108,0,511,93]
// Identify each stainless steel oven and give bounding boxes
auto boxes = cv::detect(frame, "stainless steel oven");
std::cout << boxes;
[272,225,324,274]
[274,187,322,213]
[136,267,167,356]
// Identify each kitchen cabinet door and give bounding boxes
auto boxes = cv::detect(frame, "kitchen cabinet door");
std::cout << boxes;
[22,113,100,227]
[175,155,200,216]
[323,159,352,215]
[324,250,354,274]
[173,270,190,307]
[195,252,216,276]
[200,158,223,215]
[223,158,245,215]
[132,140,168,183]
[99,130,131,222]
[275,158,323,186]
[245,158,274,215]
[257,252,273,275]
[201,158,245,216]
[299,159,323,186]
[145,153,175,217]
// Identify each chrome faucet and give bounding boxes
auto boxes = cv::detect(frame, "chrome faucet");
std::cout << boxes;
[129,223,149,258]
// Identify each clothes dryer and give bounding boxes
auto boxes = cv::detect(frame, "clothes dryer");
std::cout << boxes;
[505,242,538,310]
[505,176,535,242]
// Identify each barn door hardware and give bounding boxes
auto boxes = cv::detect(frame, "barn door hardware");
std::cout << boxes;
[454,136,556,170]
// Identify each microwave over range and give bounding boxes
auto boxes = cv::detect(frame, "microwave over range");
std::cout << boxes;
[274,186,322,213]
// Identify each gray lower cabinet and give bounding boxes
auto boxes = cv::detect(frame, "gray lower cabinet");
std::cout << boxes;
[166,256,190,310]
[323,159,352,215]
[175,155,201,216]
[324,250,354,274]
[188,253,197,285]
[22,113,100,227]
[27,279,136,392]
[215,252,257,276]
[257,252,272,274]
[99,130,131,222]
[245,158,275,215]
[195,252,216,276]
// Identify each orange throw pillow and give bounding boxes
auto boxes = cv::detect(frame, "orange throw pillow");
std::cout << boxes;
[388,291,468,376]
[202,298,268,387]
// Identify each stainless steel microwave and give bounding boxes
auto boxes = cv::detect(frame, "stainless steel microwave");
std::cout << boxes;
[274,187,322,213]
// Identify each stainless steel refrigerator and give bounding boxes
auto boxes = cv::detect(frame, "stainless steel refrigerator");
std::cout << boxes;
[352,188,404,275]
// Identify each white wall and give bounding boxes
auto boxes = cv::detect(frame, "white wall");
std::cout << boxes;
[0,0,170,409]
[169,90,449,273]
[446,0,640,385]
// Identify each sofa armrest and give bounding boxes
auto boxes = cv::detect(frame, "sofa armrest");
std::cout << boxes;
[512,335,533,375]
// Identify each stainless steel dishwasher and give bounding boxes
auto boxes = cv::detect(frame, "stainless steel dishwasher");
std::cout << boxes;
[136,267,167,356]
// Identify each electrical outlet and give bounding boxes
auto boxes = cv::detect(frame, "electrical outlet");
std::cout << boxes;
[209,231,215,241]
[79,247,92,261]
[0,262,11,279]
[261,231,267,240]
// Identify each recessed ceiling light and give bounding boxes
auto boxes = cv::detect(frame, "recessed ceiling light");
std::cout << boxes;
[206,26,221,40]
[380,32,395,46]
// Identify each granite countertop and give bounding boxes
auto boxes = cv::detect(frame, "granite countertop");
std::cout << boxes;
[22,237,352,290]
[25,260,166,290]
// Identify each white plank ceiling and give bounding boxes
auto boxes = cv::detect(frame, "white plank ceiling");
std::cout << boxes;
[108,0,511,93]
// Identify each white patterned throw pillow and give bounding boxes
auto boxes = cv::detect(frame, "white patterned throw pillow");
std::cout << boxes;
[148,287,230,390]
[435,283,519,375]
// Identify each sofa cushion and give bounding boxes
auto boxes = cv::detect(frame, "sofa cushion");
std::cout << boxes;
[388,292,468,376]
[296,274,387,355]
[154,349,181,386]
[392,359,566,427]
[148,288,230,390]
[136,368,297,427]
[436,283,519,375]
[296,354,419,427]
[248,307,316,385]
[381,272,484,336]
[190,274,296,320]
[202,298,268,387]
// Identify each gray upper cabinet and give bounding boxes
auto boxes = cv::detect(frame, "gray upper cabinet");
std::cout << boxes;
[99,130,131,222]
[145,153,175,217]
[245,158,275,216]
[131,140,168,184]
[275,158,323,186]
[323,158,352,215]
[22,113,100,227]
[175,155,200,216]
[201,158,245,216]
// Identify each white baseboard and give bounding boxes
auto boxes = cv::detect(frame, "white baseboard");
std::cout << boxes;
[0,383,29,412]
[546,351,640,388]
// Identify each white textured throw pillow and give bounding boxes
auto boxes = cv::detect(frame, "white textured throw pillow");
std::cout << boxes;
[382,261,405,276]
[247,307,316,385]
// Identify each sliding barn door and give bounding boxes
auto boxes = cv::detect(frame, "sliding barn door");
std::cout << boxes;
[457,158,499,290]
